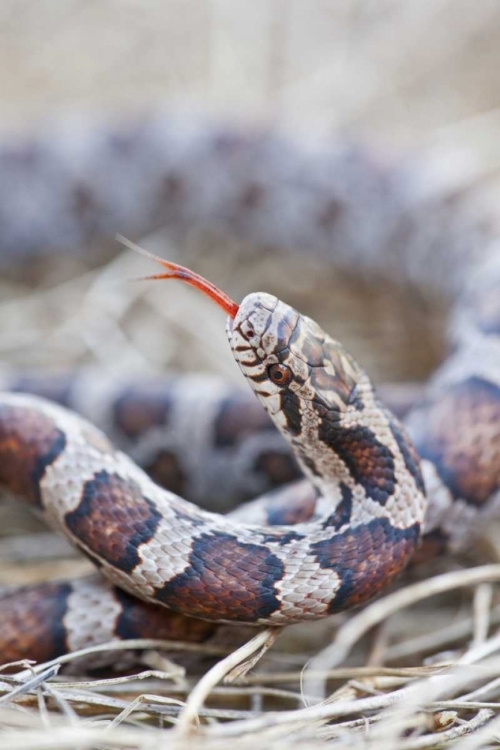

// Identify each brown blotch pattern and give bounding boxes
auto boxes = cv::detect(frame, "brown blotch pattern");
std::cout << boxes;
[312,518,420,612]
[411,529,449,566]
[309,368,355,407]
[240,183,265,210]
[161,172,185,201]
[113,588,215,643]
[414,377,500,506]
[113,384,174,440]
[253,450,301,487]
[319,420,396,505]
[155,532,284,621]
[214,395,273,447]
[385,410,425,494]
[73,183,98,222]
[0,581,71,665]
[279,390,302,436]
[65,471,161,572]
[317,339,358,402]
[318,198,344,229]
[322,483,353,530]
[0,403,66,507]
[144,449,186,495]
[295,330,326,368]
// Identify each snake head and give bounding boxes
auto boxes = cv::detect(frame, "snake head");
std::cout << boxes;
[227,292,363,443]
[122,238,364,438]
[126,240,367,486]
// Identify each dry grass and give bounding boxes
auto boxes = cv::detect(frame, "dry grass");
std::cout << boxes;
[2,553,500,748]
[2,1,500,747]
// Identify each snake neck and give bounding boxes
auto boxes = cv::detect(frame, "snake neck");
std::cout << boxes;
[286,372,424,522]
[228,292,426,527]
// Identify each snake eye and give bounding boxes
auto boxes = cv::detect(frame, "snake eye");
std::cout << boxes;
[268,363,292,386]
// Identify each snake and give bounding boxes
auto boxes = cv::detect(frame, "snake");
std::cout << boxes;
[0,239,499,668]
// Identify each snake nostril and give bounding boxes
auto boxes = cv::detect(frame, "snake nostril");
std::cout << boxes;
[241,321,255,340]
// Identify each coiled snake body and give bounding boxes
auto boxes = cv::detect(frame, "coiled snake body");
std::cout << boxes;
[0,246,499,666]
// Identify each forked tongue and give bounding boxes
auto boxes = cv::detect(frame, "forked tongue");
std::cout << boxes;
[119,235,239,319]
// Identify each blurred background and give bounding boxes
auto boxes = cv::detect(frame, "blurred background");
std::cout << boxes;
[3,1,500,147]
[2,0,500,387]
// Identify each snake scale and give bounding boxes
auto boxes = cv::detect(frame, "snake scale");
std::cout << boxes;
[0,117,500,661]
[0,232,499,668]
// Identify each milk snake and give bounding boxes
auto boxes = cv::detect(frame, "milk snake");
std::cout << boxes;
[0,236,499,669]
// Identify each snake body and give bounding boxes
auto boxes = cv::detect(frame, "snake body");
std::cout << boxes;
[0,114,500,665]
[0,371,424,514]
[0,289,426,625]
[1,241,500,666]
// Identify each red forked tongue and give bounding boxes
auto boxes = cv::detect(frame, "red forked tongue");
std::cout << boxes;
[119,235,240,319]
